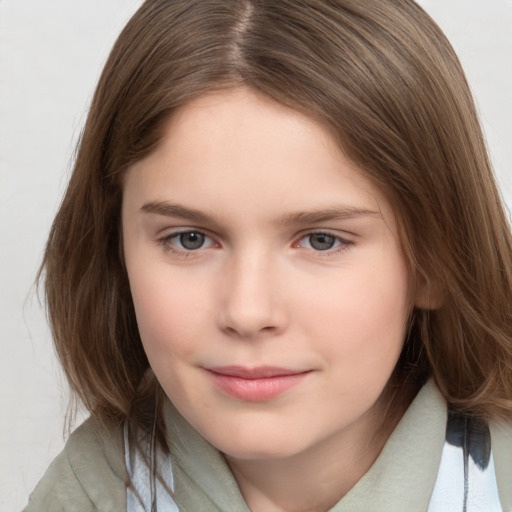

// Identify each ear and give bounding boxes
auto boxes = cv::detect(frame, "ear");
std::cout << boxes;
[413,276,444,310]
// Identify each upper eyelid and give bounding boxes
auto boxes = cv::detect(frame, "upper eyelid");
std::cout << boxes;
[163,228,214,240]
[157,227,354,238]
[159,226,214,239]
[294,228,354,241]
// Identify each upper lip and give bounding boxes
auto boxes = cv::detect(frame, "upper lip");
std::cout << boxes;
[206,366,309,379]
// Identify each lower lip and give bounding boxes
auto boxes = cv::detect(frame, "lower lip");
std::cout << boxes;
[207,371,310,401]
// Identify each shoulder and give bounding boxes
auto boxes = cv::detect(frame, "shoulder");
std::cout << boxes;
[24,417,127,512]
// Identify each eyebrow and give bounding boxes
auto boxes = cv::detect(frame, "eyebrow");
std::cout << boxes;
[141,201,212,223]
[140,201,379,226]
[275,206,380,226]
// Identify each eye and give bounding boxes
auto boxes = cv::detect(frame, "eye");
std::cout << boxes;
[177,231,206,250]
[159,230,216,252]
[295,232,352,252]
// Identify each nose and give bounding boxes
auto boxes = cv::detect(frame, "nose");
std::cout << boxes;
[217,250,287,339]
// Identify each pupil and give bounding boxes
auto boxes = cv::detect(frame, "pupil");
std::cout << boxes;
[309,233,335,251]
[180,232,204,250]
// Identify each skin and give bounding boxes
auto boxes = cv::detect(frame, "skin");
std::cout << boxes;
[122,88,423,512]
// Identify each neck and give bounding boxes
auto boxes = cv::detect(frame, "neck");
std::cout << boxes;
[224,388,413,512]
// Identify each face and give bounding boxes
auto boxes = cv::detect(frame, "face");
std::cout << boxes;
[122,88,413,462]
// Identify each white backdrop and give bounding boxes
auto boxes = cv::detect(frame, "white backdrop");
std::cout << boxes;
[0,1,511,510]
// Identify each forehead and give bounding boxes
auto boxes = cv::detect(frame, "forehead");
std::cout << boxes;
[123,88,395,227]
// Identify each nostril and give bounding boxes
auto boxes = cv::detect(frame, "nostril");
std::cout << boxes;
[221,323,280,339]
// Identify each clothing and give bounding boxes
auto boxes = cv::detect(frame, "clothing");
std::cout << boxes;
[24,381,512,511]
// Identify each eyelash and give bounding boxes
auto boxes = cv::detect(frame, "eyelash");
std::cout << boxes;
[158,230,217,256]
[157,229,354,257]
[293,231,353,255]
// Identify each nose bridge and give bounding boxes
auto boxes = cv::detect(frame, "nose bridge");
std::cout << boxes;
[218,245,285,338]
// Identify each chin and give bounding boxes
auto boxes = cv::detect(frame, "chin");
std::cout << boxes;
[222,444,300,461]
[207,428,310,461]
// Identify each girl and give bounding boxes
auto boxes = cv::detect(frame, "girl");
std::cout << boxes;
[24,1,512,511]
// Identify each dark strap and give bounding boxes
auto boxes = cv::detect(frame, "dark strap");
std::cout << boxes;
[428,411,502,511]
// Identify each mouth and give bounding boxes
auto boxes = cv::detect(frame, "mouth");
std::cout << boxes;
[205,366,311,401]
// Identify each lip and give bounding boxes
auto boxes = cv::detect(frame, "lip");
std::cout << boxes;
[206,366,311,401]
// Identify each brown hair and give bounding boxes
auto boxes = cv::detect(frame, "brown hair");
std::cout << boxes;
[41,0,512,436]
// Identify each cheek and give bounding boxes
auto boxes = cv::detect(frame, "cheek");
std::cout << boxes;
[301,252,410,368]
[128,270,207,360]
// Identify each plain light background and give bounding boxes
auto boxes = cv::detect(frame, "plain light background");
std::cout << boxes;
[1,1,511,510]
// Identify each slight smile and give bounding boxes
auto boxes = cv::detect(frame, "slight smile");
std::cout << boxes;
[206,366,312,402]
